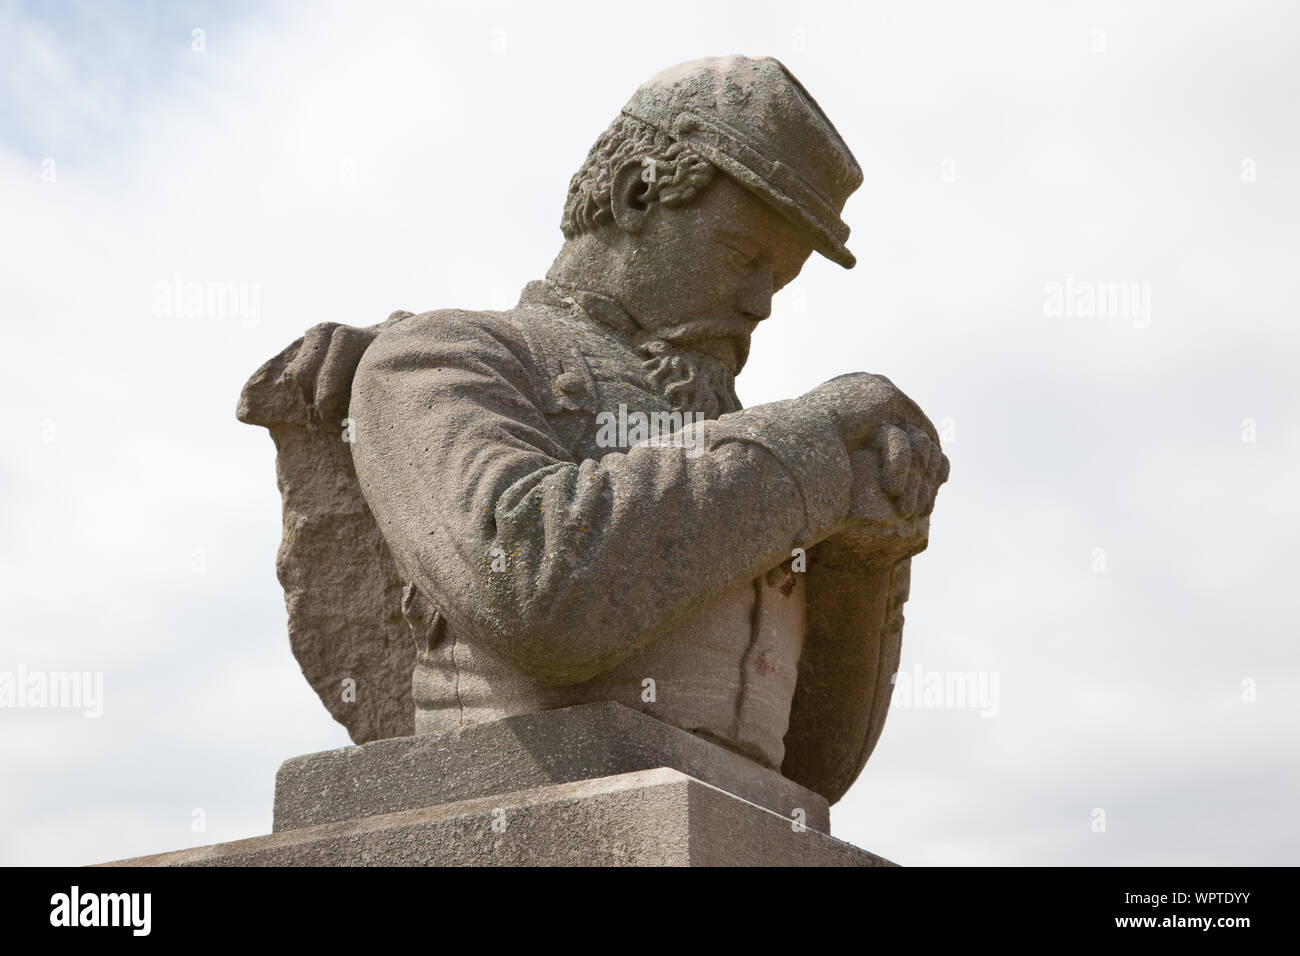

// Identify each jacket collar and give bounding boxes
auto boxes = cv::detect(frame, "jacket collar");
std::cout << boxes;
[519,279,644,342]
[517,279,742,416]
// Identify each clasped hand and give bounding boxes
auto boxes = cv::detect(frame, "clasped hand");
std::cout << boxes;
[803,373,950,567]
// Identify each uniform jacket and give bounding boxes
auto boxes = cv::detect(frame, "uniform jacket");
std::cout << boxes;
[345,279,916,803]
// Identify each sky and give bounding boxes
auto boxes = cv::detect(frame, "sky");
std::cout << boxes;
[1,0,1297,866]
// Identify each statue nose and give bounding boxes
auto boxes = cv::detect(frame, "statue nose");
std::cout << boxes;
[737,275,773,322]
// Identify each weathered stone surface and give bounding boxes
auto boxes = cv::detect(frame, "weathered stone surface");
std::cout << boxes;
[237,55,950,808]
[102,769,893,867]
[273,701,831,834]
[237,318,414,744]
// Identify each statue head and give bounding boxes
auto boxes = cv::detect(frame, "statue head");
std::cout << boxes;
[549,55,864,374]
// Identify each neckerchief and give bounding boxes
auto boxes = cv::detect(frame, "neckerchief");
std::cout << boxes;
[545,280,743,419]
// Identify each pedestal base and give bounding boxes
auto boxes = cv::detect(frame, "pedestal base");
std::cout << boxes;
[102,768,892,867]
[99,703,895,867]
[274,701,830,833]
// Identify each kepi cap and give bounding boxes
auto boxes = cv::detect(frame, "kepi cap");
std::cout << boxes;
[622,55,863,268]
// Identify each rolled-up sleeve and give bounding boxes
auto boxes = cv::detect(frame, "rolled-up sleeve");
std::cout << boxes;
[348,310,853,685]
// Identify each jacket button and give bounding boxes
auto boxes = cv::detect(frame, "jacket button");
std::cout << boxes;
[555,372,585,395]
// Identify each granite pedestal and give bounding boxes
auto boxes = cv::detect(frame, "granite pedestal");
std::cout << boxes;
[101,703,894,867]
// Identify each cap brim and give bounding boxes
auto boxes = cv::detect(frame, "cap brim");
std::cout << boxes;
[655,110,857,269]
[703,149,857,269]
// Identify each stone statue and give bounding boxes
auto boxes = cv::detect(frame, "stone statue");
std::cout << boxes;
[237,55,948,806]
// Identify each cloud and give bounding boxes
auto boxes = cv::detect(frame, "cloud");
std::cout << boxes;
[2,0,1297,865]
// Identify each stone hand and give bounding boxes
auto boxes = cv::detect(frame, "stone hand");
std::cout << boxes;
[283,322,379,429]
[871,422,949,520]
[801,371,939,451]
[818,423,949,569]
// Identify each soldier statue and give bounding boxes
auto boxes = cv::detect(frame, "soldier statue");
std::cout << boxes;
[238,55,949,805]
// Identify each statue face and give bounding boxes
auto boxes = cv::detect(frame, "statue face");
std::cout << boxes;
[614,173,816,374]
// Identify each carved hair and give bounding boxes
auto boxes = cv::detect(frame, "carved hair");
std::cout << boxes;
[561,114,716,238]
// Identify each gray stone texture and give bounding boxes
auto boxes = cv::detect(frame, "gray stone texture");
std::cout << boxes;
[237,315,415,744]
[236,54,951,808]
[102,769,893,867]
[273,701,830,834]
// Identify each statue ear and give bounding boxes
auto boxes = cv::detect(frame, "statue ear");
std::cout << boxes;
[610,158,655,234]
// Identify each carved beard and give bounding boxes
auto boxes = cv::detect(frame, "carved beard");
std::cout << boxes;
[636,339,742,419]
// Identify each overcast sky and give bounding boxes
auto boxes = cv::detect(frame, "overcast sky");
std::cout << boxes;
[2,0,1297,866]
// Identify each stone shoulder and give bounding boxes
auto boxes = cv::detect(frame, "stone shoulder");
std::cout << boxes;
[354,302,574,395]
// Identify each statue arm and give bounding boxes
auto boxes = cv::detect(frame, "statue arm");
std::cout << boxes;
[348,310,855,685]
